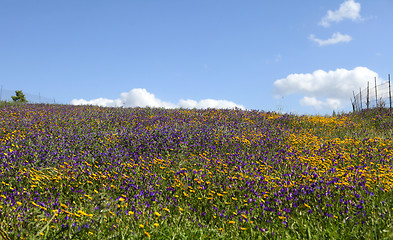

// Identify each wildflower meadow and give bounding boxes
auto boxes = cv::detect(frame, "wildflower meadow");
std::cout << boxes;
[0,103,392,239]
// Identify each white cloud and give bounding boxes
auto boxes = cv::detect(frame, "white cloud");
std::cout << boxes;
[178,99,244,109]
[70,88,245,109]
[300,97,324,109]
[319,0,362,27]
[309,32,352,46]
[326,98,342,110]
[119,88,176,108]
[70,97,122,107]
[300,97,342,110]
[273,67,382,110]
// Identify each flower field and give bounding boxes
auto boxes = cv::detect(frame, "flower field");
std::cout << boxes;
[0,104,392,239]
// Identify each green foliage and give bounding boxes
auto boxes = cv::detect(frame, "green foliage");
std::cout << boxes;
[11,90,27,103]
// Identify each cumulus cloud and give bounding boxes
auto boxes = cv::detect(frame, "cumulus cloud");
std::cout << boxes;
[70,88,245,109]
[178,99,243,109]
[120,88,176,108]
[300,97,324,109]
[273,67,382,110]
[309,32,352,46]
[70,97,122,107]
[319,0,362,27]
[300,97,342,110]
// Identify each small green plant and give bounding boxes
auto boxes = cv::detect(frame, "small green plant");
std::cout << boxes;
[11,90,28,103]
[377,97,386,108]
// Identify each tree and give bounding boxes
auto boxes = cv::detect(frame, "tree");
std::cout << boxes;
[11,90,28,103]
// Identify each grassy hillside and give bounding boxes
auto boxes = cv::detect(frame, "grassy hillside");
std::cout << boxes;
[0,104,392,239]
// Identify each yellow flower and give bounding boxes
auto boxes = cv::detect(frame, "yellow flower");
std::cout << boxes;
[16,201,22,206]
[163,208,170,212]
[60,203,68,209]
[77,210,91,217]
[118,197,125,202]
[154,223,159,227]
[128,211,134,215]
[228,221,235,224]
[179,207,184,211]
[240,227,247,231]
[304,203,311,208]
[278,216,286,220]
[139,224,144,228]
[144,231,151,238]
[155,212,161,217]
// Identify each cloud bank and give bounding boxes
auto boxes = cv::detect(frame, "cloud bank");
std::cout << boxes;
[319,0,362,27]
[70,88,245,109]
[273,67,382,110]
[309,32,352,46]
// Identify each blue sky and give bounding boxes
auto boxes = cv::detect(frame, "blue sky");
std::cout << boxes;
[1,0,392,114]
